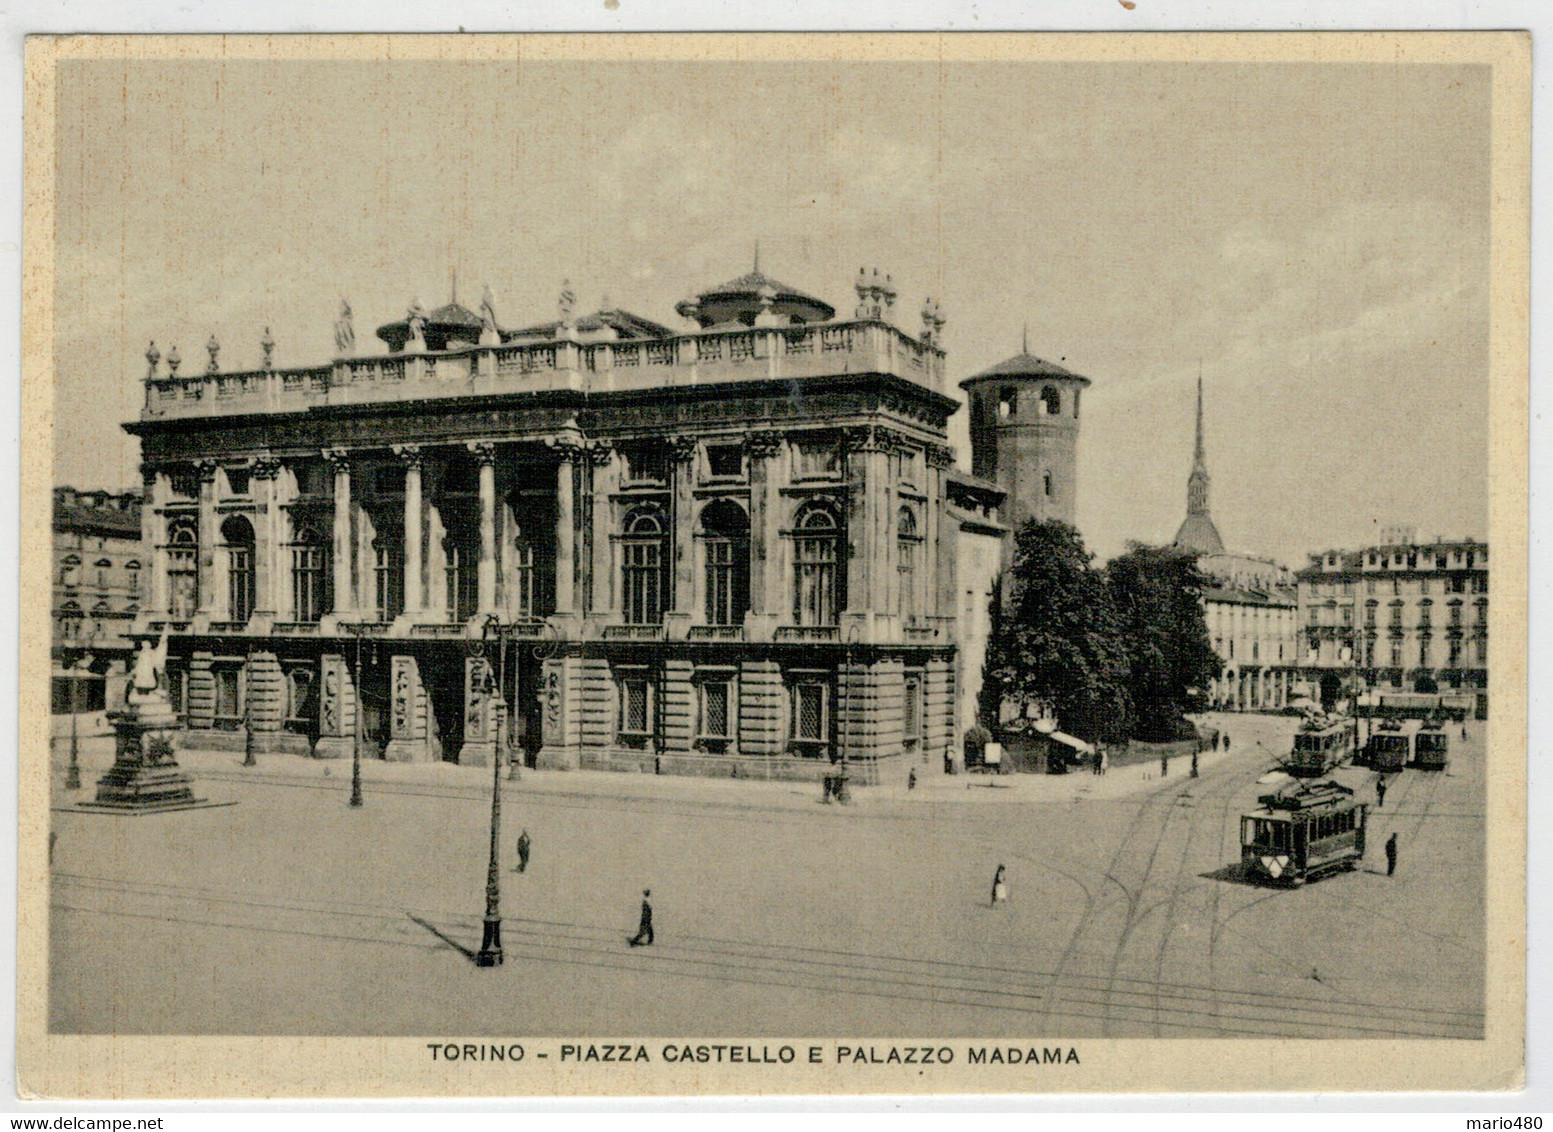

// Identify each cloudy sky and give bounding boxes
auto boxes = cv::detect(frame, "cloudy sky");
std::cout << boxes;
[51,55,1491,566]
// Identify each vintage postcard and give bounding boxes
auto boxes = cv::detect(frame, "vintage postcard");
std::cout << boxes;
[18,32,1528,1098]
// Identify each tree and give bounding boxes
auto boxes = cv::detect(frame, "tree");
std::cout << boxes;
[984,520,1132,744]
[1105,543,1220,742]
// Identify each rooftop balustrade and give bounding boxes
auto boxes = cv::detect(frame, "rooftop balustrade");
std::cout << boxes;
[139,320,946,422]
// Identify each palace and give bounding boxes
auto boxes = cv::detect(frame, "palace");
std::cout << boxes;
[124,265,1013,783]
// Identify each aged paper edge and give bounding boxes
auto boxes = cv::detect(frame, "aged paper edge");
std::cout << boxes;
[16,30,1530,1100]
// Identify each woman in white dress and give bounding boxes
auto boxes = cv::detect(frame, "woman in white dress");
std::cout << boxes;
[991,864,1008,906]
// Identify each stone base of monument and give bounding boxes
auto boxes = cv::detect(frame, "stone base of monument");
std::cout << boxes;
[74,711,229,815]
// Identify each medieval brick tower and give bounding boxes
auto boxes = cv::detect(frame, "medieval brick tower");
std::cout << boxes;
[960,334,1091,549]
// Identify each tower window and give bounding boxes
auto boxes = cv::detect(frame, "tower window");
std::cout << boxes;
[998,388,1017,418]
[1040,386,1061,416]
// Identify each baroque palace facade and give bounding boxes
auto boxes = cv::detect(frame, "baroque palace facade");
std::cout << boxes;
[126,266,1007,782]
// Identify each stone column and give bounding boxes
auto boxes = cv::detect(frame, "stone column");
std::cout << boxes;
[195,459,220,617]
[587,441,616,616]
[325,449,354,615]
[745,432,784,629]
[553,443,582,615]
[845,427,887,614]
[927,444,956,622]
[252,456,282,620]
[668,436,698,630]
[471,442,497,614]
[395,446,424,616]
[270,462,297,621]
[142,464,169,616]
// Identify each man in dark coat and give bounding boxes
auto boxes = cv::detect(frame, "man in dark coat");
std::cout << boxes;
[515,829,531,873]
[629,889,655,947]
[1376,777,1387,809]
[1385,833,1399,876]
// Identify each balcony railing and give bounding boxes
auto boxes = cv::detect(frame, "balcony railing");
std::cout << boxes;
[272,622,320,635]
[687,625,744,641]
[138,319,946,422]
[603,624,664,640]
[775,625,839,642]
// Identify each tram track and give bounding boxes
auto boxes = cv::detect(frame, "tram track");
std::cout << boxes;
[51,868,1482,1038]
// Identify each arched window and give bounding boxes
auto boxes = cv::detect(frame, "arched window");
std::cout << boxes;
[998,387,1017,418]
[221,516,256,623]
[897,506,920,620]
[125,560,141,597]
[621,508,668,626]
[701,500,750,627]
[167,520,198,619]
[1041,385,1061,416]
[291,526,328,623]
[793,503,841,626]
[373,526,404,622]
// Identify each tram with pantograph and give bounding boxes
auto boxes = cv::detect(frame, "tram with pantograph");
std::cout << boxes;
[1411,721,1450,772]
[1364,718,1419,773]
[1282,711,1356,777]
[1239,778,1368,886]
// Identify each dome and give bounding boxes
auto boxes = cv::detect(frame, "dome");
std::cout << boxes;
[376,301,486,353]
[961,351,1092,389]
[1173,512,1227,556]
[675,267,835,329]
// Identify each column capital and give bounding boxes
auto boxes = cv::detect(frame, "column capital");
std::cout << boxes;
[744,431,784,460]
[843,425,887,455]
[139,461,161,486]
[195,457,221,483]
[252,454,283,480]
[393,444,424,470]
[585,439,614,467]
[925,442,957,469]
[547,436,587,464]
[670,435,699,464]
[322,447,353,472]
[467,440,498,466]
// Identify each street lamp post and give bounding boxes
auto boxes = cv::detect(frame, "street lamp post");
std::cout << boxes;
[347,624,365,809]
[64,679,82,791]
[474,613,506,967]
[242,654,258,767]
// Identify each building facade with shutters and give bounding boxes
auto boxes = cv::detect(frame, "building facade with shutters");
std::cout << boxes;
[1295,528,1489,716]
[124,266,989,783]
[52,487,145,714]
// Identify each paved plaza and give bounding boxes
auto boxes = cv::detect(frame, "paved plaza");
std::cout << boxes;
[46,713,1484,1039]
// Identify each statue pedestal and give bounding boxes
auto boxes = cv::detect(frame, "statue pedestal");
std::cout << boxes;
[83,708,206,813]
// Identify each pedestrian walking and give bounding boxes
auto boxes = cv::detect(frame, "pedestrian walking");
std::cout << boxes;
[990,864,1008,906]
[514,828,531,873]
[1385,832,1399,877]
[907,768,917,791]
[628,889,655,947]
[1098,747,1108,776]
[1375,777,1387,809]
[1461,724,1469,741]
[1223,733,1231,752]
[1191,747,1200,778]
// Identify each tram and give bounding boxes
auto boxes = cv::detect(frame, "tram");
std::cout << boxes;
[1412,721,1450,772]
[1239,778,1368,887]
[1283,712,1357,777]
[1365,719,1419,772]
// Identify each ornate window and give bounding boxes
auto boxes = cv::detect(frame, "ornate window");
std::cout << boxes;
[373,527,404,622]
[167,520,198,619]
[789,677,831,757]
[213,666,242,730]
[126,560,141,597]
[94,557,112,589]
[706,444,744,479]
[697,675,734,749]
[903,672,923,759]
[285,667,316,733]
[59,553,81,588]
[617,669,654,749]
[621,508,667,626]
[221,516,256,623]
[792,504,841,627]
[794,437,842,480]
[291,526,328,622]
[701,500,750,627]
[897,506,920,620]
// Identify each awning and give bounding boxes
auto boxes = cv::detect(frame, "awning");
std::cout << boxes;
[1049,731,1095,755]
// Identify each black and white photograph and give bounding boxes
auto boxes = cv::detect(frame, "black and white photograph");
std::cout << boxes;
[19,33,1528,1099]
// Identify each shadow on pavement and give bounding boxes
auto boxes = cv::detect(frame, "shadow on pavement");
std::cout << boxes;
[408,913,476,962]
[1199,861,1271,888]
